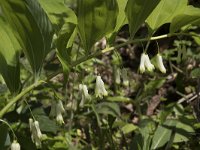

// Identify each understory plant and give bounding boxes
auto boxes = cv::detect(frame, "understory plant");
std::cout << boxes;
[1,0,200,149]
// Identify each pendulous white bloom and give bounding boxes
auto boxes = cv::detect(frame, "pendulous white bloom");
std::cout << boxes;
[11,141,20,150]
[79,84,91,107]
[139,53,146,73]
[56,100,65,124]
[139,53,155,73]
[29,118,43,148]
[156,53,166,73]
[95,75,108,98]
[50,100,65,124]
[144,54,155,72]
[122,68,129,86]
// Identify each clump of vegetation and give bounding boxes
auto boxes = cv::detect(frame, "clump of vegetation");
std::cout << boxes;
[1,0,200,149]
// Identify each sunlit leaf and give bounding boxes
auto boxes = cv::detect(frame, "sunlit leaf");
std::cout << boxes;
[151,119,177,149]
[121,123,138,134]
[170,6,200,33]
[1,0,54,77]
[107,0,127,44]
[38,0,77,31]
[174,121,194,143]
[125,0,160,38]
[146,0,187,34]
[0,17,21,94]
[77,0,118,52]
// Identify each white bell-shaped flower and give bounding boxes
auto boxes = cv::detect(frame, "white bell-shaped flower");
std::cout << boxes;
[56,112,64,124]
[55,100,65,124]
[50,100,65,124]
[139,53,146,73]
[144,54,155,72]
[95,76,108,99]
[79,84,90,107]
[29,118,42,148]
[11,141,20,150]
[139,53,155,73]
[156,54,166,73]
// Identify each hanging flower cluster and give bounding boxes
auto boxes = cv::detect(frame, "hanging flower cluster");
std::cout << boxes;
[11,141,20,150]
[139,53,166,73]
[50,100,65,124]
[139,53,155,73]
[29,119,43,148]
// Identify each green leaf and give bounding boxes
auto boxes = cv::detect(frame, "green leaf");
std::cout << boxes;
[125,0,161,38]
[144,78,166,94]
[190,68,200,78]
[121,123,138,134]
[139,119,156,150]
[95,102,121,117]
[0,124,10,150]
[38,0,77,31]
[0,17,21,94]
[170,6,200,33]
[174,121,194,143]
[146,0,187,34]
[1,0,54,76]
[151,119,177,150]
[77,0,118,52]
[107,0,127,44]
[106,96,132,103]
[56,22,77,80]
[35,115,59,134]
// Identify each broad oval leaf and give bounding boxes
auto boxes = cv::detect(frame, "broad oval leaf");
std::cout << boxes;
[56,22,77,80]
[77,0,118,52]
[0,17,21,94]
[38,0,77,31]
[1,0,53,77]
[95,102,121,117]
[170,6,200,33]
[125,0,161,38]
[107,0,127,44]
[146,0,188,35]
[151,119,177,150]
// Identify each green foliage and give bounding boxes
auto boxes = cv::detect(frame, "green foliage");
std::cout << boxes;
[146,0,187,35]
[0,124,10,150]
[126,0,160,38]
[38,0,77,31]
[77,0,118,52]
[170,6,200,33]
[1,0,200,149]
[0,0,53,77]
[0,17,21,94]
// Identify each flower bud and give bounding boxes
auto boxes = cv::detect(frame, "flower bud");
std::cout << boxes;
[95,76,108,98]
[156,54,166,73]
[122,68,129,86]
[11,141,20,150]
[29,118,42,148]
[56,112,64,124]
[115,68,121,84]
